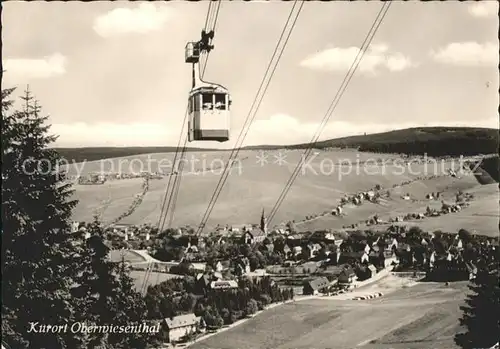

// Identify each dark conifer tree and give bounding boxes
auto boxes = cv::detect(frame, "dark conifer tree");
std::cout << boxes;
[2,87,84,348]
[455,267,500,348]
[73,220,152,349]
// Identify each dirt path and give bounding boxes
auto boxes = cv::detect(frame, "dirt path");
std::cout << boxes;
[110,177,150,225]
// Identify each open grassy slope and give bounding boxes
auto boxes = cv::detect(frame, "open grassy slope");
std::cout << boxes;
[190,281,468,349]
[55,146,219,163]
[384,183,499,236]
[69,149,498,236]
[68,150,410,228]
[299,178,498,237]
[55,127,499,162]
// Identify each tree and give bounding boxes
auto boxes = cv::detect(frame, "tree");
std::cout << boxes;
[458,229,473,244]
[455,269,500,348]
[111,257,152,349]
[72,219,152,349]
[286,221,297,233]
[203,307,223,329]
[2,87,84,348]
[245,299,259,317]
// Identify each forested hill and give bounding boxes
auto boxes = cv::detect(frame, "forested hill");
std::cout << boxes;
[54,127,499,163]
[285,127,499,157]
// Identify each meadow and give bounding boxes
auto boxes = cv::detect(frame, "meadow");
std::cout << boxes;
[68,149,498,235]
[189,281,468,349]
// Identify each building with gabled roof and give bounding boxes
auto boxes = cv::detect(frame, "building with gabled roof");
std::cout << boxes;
[303,277,330,295]
[163,313,206,343]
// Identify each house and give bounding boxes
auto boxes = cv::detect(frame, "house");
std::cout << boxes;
[272,228,286,235]
[311,243,322,255]
[283,244,292,258]
[230,224,252,234]
[302,277,330,295]
[367,264,377,278]
[301,245,313,260]
[465,262,477,280]
[338,266,357,285]
[164,314,206,343]
[185,244,198,253]
[292,246,302,256]
[337,251,369,265]
[189,262,207,273]
[243,227,267,244]
[215,260,231,272]
[210,280,239,290]
[214,261,224,272]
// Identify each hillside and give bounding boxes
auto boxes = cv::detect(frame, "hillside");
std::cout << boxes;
[69,149,499,236]
[54,127,499,163]
[54,146,221,163]
[476,155,500,183]
[291,127,499,157]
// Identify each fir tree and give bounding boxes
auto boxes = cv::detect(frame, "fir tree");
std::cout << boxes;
[2,87,84,348]
[455,267,500,348]
[72,220,152,349]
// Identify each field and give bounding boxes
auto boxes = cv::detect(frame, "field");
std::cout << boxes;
[68,149,498,235]
[129,271,182,292]
[189,278,469,349]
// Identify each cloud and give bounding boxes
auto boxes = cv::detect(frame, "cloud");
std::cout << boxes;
[246,114,499,146]
[468,2,498,17]
[430,42,498,67]
[93,3,174,38]
[300,44,415,75]
[3,53,67,79]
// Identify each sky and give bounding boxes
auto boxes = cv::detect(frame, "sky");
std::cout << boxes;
[2,1,499,148]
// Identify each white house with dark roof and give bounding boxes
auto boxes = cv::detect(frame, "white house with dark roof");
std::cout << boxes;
[210,280,238,290]
[164,313,205,343]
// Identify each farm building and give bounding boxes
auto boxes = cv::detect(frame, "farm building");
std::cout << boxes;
[164,313,206,343]
[303,277,329,295]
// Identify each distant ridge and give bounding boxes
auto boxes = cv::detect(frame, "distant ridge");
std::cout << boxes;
[53,146,219,163]
[54,126,499,163]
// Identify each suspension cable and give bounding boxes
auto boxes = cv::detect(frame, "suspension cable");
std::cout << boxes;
[143,1,223,294]
[163,0,223,233]
[201,0,222,79]
[196,0,305,235]
[267,1,392,225]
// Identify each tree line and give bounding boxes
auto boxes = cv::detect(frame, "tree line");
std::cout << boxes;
[2,87,157,349]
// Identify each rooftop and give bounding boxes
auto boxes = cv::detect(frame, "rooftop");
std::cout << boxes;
[164,314,201,329]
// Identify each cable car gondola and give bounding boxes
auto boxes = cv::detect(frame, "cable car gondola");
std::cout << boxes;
[188,85,231,142]
[185,30,231,143]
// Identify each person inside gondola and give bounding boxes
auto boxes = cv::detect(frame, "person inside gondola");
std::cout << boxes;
[202,93,213,110]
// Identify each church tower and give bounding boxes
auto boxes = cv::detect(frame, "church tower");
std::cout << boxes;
[260,208,268,235]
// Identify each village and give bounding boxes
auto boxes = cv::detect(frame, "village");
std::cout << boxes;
[70,188,499,346]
